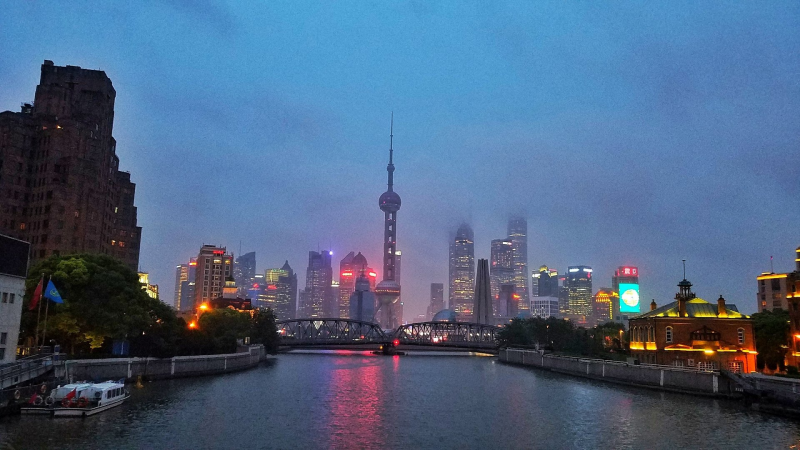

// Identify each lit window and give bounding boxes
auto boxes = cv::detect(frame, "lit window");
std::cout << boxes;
[665,327,673,343]
[737,328,745,345]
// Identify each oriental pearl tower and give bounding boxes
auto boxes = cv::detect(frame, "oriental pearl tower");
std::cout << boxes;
[374,115,401,330]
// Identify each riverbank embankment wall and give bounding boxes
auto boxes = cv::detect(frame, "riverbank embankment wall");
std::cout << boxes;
[57,345,265,382]
[500,348,736,396]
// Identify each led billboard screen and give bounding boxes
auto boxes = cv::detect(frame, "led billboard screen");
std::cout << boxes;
[619,283,640,313]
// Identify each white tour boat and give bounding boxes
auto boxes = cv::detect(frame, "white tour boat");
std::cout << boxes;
[21,380,130,417]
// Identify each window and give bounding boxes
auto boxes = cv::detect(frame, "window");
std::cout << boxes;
[0,332,6,344]
[738,328,745,345]
[9,293,14,304]
[665,326,673,343]
[0,348,5,360]
[696,361,717,371]
[1,293,6,303]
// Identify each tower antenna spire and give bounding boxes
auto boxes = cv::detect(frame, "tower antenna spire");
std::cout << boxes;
[682,259,686,279]
[389,112,394,165]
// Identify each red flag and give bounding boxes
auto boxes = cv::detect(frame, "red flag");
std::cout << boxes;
[29,392,38,404]
[64,388,76,401]
[29,278,43,311]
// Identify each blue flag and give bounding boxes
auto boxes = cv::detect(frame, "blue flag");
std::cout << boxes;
[44,280,63,303]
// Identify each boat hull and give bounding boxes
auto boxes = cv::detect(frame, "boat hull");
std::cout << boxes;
[21,394,129,418]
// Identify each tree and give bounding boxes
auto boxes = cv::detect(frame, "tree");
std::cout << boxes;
[752,309,790,372]
[22,254,177,355]
[251,308,279,354]
[196,308,252,353]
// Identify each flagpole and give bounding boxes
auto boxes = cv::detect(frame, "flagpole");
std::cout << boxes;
[42,276,51,351]
[34,274,43,349]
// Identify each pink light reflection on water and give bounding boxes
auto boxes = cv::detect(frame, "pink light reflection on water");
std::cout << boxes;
[327,353,387,448]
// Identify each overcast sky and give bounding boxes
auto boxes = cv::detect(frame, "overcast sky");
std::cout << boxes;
[2,1,798,317]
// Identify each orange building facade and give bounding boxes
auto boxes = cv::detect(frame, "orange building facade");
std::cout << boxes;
[629,279,756,373]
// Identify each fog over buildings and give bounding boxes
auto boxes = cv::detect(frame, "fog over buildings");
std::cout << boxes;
[1,3,798,318]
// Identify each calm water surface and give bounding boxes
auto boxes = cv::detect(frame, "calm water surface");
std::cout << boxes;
[0,352,798,449]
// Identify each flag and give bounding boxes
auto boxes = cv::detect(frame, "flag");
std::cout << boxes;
[64,388,76,401]
[29,278,44,310]
[29,392,38,404]
[44,280,63,304]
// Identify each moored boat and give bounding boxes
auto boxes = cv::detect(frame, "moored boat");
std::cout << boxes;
[21,380,129,417]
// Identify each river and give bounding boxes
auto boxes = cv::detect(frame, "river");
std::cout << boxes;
[0,351,798,449]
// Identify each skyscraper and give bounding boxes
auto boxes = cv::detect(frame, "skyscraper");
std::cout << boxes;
[427,283,445,320]
[233,251,256,296]
[0,61,141,270]
[535,265,559,297]
[449,223,475,321]
[174,263,189,309]
[338,252,376,319]
[567,265,593,324]
[265,260,298,320]
[349,272,376,322]
[508,216,530,311]
[592,288,617,325]
[375,118,402,329]
[194,245,233,309]
[179,258,197,312]
[490,239,515,315]
[473,259,492,325]
[392,250,403,325]
[303,250,333,318]
[613,266,640,319]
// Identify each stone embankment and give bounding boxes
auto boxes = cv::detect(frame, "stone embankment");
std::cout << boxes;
[56,345,265,382]
[499,348,736,396]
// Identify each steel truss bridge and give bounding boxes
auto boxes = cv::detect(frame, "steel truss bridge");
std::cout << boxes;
[276,318,499,352]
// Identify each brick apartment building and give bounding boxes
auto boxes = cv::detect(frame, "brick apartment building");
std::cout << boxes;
[0,61,141,270]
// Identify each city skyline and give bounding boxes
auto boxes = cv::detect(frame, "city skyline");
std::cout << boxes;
[1,3,798,319]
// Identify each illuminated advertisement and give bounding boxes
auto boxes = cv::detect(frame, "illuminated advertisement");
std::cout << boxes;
[619,283,640,313]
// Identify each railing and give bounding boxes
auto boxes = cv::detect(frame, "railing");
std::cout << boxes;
[0,355,54,390]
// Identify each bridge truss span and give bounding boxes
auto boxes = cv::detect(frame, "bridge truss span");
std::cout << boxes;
[394,322,498,350]
[276,318,388,346]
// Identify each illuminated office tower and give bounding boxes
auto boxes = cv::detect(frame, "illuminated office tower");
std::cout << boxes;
[303,250,333,318]
[338,252,376,319]
[392,250,404,325]
[531,272,539,297]
[194,245,233,309]
[449,224,475,321]
[567,265,593,324]
[233,251,256,296]
[349,272,376,322]
[592,288,617,325]
[496,284,519,322]
[535,266,559,297]
[427,283,445,320]
[265,261,298,320]
[174,263,189,309]
[757,247,800,312]
[612,266,640,319]
[508,216,530,310]
[179,258,197,312]
[558,275,569,316]
[490,239,515,314]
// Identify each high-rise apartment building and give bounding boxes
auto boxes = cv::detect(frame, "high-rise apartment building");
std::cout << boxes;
[567,265,593,324]
[392,250,403,325]
[338,252,376,319]
[427,283,445,320]
[449,223,475,321]
[194,245,233,309]
[0,61,141,270]
[302,250,333,318]
[349,272,376,322]
[490,238,514,315]
[757,247,800,312]
[233,251,256,296]
[508,216,530,310]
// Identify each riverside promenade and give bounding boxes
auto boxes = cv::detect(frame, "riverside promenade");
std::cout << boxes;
[55,345,266,382]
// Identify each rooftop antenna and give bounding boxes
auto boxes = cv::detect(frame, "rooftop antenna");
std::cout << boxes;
[682,259,686,279]
[771,255,774,273]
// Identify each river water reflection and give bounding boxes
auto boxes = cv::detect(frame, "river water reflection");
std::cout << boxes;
[0,351,798,449]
